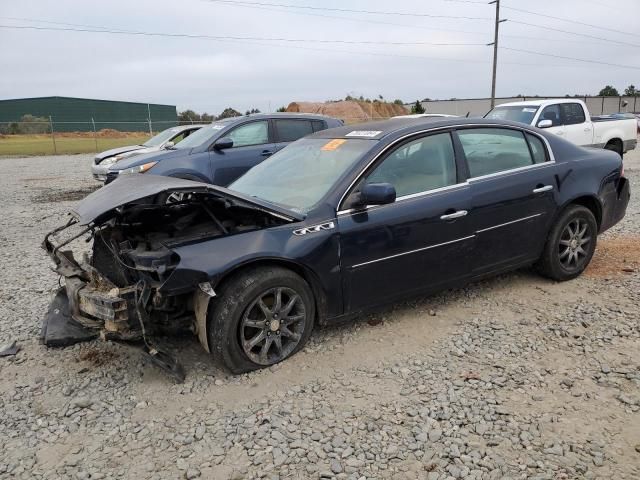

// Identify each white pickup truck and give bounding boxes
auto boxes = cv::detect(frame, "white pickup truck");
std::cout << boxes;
[485,99,637,157]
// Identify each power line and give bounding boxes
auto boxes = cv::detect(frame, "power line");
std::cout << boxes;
[502,5,640,39]
[3,23,638,71]
[204,0,492,20]
[507,20,640,48]
[204,0,640,48]
[501,46,640,70]
[0,24,486,46]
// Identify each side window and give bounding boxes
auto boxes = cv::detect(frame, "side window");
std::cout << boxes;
[366,133,456,198]
[228,121,269,147]
[561,103,586,125]
[526,133,548,164]
[457,128,533,178]
[171,133,186,144]
[275,120,314,143]
[311,120,327,132]
[539,104,561,126]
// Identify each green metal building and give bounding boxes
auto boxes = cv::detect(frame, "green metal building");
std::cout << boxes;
[0,96,177,132]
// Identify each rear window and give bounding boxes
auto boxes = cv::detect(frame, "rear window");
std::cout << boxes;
[275,119,314,143]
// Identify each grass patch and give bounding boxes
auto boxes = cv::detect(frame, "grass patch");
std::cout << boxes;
[0,133,152,156]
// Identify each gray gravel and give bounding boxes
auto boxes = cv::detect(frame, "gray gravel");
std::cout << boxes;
[0,151,639,479]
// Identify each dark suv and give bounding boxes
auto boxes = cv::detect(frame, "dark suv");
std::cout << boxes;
[106,113,342,185]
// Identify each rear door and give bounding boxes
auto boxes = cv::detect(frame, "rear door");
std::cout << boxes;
[455,127,559,275]
[560,103,593,146]
[273,119,315,152]
[208,119,277,186]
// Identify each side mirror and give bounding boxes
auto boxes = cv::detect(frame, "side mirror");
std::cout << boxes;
[163,141,175,149]
[359,183,396,206]
[213,137,234,150]
[537,119,553,129]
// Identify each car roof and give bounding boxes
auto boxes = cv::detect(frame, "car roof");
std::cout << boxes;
[210,112,338,125]
[496,98,585,108]
[310,117,536,141]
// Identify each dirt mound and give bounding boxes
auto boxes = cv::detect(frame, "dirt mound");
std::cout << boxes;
[286,100,408,124]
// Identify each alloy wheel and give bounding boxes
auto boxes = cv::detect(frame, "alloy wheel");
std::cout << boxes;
[240,287,307,365]
[558,218,591,270]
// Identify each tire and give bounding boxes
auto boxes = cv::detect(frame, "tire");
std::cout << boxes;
[604,140,623,158]
[207,266,315,374]
[537,205,598,281]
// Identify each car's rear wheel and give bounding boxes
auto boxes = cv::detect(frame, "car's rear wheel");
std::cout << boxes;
[537,205,598,281]
[207,266,315,374]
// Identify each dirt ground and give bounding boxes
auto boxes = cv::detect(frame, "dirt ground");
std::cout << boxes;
[0,147,638,480]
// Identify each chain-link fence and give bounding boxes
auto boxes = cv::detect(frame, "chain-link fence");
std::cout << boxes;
[0,118,187,156]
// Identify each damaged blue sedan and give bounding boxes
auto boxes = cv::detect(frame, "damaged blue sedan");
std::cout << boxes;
[42,118,630,377]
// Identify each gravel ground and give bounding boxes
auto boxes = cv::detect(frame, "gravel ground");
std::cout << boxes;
[0,150,639,480]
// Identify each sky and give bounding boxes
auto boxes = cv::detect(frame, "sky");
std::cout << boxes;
[1,0,639,115]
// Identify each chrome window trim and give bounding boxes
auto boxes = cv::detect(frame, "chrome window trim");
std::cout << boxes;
[476,213,543,233]
[467,161,556,183]
[351,235,476,269]
[336,123,555,213]
[337,182,469,216]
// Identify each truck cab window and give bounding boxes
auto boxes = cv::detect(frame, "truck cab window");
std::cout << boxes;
[560,103,586,125]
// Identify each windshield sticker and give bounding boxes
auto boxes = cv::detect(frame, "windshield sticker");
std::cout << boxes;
[345,130,382,138]
[321,139,347,151]
[522,108,537,113]
[211,124,226,130]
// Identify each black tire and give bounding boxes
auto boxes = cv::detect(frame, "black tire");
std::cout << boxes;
[537,205,598,281]
[207,266,315,374]
[604,140,623,158]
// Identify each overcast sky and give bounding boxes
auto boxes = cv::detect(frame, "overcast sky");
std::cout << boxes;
[1,0,639,114]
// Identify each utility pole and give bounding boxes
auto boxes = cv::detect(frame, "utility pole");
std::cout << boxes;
[488,0,506,109]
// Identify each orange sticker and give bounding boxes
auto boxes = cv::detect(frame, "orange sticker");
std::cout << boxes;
[321,139,347,151]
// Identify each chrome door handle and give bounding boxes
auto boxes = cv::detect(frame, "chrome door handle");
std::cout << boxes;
[584,127,591,132]
[261,150,274,156]
[440,210,468,220]
[533,185,553,193]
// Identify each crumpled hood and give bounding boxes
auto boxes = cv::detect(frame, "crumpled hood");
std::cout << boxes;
[95,145,146,163]
[72,174,304,225]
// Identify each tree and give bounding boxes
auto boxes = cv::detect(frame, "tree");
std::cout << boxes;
[393,99,404,105]
[624,84,638,96]
[217,108,242,120]
[177,109,199,123]
[410,100,425,114]
[276,106,287,112]
[598,85,619,96]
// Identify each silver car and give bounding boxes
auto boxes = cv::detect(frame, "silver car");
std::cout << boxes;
[91,124,206,181]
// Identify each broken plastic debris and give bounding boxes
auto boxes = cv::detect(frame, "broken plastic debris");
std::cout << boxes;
[0,340,20,357]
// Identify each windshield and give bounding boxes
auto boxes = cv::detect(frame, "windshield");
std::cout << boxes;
[173,121,231,149]
[230,138,374,212]
[143,127,183,147]
[485,105,539,125]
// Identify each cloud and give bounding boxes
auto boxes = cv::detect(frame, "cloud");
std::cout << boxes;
[1,0,639,114]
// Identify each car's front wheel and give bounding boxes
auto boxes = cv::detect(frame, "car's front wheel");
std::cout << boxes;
[207,266,315,374]
[537,205,598,281]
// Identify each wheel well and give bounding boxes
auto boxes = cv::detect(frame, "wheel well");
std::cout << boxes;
[213,259,329,324]
[568,196,602,229]
[605,138,623,152]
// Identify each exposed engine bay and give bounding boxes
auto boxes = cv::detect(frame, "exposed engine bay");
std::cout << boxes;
[41,179,295,380]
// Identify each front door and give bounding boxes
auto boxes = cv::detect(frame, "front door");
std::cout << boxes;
[209,120,277,186]
[455,127,559,274]
[338,131,474,312]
